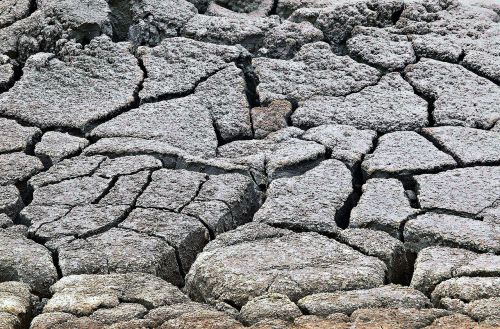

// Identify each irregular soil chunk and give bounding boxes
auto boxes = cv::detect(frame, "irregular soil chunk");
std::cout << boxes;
[405,58,500,129]
[0,152,43,185]
[91,96,217,157]
[34,132,89,165]
[298,285,431,316]
[185,231,386,307]
[350,178,417,238]
[302,124,376,168]
[0,36,142,130]
[254,42,380,104]
[0,118,41,153]
[361,131,456,178]
[292,73,428,132]
[422,126,500,166]
[415,166,500,216]
[0,281,37,329]
[404,212,500,254]
[254,160,353,236]
[0,229,58,296]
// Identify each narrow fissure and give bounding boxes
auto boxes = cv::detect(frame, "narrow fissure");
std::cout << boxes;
[418,130,463,167]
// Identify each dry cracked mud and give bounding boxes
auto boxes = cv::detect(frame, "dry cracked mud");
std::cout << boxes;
[0,0,499,328]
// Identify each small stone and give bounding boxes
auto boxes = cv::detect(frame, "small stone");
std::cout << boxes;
[0,118,41,153]
[34,132,89,165]
[251,100,292,139]
[362,131,456,178]
[0,185,23,218]
[240,293,302,325]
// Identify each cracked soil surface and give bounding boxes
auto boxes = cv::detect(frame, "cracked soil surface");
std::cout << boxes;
[0,0,499,328]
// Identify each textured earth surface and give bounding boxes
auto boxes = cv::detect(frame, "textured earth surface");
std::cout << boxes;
[0,0,499,328]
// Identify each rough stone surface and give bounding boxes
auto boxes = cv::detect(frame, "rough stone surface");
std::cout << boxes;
[254,42,380,104]
[292,73,428,132]
[0,281,37,329]
[0,152,44,185]
[347,27,416,70]
[415,166,500,216]
[186,230,387,307]
[0,118,41,153]
[404,212,500,254]
[181,14,279,52]
[411,246,500,295]
[254,160,353,236]
[350,178,417,238]
[34,132,89,165]
[422,126,500,166]
[90,96,218,158]
[302,124,376,168]
[405,58,500,129]
[362,131,456,178]
[251,100,293,139]
[0,36,142,130]
[298,285,431,316]
[137,37,248,102]
[240,293,302,325]
[339,228,409,284]
[1,0,499,326]
[0,229,58,296]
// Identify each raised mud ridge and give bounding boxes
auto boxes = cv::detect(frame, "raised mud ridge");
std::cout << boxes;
[0,0,499,328]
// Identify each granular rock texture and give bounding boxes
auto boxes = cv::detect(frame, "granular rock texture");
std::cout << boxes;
[0,0,499,327]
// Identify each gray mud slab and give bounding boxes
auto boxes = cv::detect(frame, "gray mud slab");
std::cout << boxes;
[0,36,142,129]
[185,230,386,307]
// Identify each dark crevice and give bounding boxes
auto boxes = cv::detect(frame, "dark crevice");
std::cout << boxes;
[400,71,435,127]
[335,168,361,229]
[91,176,119,204]
[177,175,209,213]
[108,0,134,42]
[399,176,421,209]
[266,221,339,239]
[269,0,279,16]
[139,66,223,105]
[391,5,404,24]
[83,56,146,135]
[0,60,24,93]
[398,212,421,242]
